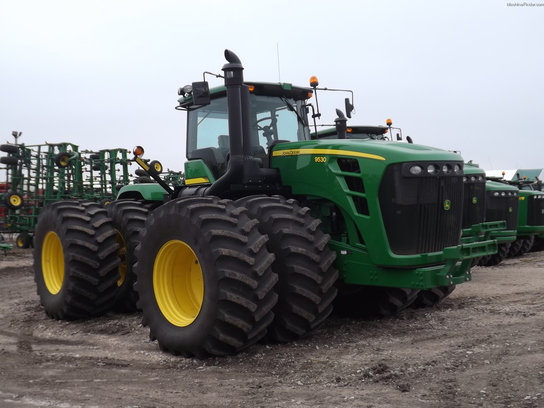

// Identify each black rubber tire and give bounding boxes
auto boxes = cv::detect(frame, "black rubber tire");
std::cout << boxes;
[149,160,163,174]
[92,164,102,171]
[479,243,511,267]
[135,176,153,184]
[0,156,18,166]
[0,144,18,154]
[135,169,148,177]
[54,151,71,168]
[33,200,120,320]
[5,192,23,210]
[333,285,419,318]
[90,154,100,160]
[134,196,278,358]
[107,200,150,312]
[100,198,112,207]
[506,238,524,258]
[16,233,32,249]
[409,285,456,309]
[529,236,544,252]
[516,236,535,257]
[235,195,338,343]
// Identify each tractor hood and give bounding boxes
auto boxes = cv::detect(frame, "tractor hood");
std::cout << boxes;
[271,139,465,166]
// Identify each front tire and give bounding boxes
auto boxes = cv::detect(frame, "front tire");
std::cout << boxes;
[479,242,511,266]
[236,195,338,343]
[33,200,120,320]
[333,285,419,318]
[529,236,544,252]
[515,236,534,257]
[506,238,524,258]
[134,197,278,358]
[409,285,456,309]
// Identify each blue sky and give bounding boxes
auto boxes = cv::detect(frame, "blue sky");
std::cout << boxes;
[1,0,543,174]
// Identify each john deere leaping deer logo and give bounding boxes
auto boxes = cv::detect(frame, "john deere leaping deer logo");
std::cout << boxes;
[444,200,451,211]
[472,197,478,204]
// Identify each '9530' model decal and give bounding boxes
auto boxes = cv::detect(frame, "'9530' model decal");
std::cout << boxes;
[272,148,386,161]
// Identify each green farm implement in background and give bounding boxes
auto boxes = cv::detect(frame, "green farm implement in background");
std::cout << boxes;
[0,141,133,247]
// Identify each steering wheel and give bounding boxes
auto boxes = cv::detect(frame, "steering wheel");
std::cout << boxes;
[253,116,274,132]
[253,116,276,146]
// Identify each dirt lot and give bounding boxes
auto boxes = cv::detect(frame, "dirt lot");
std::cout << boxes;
[0,247,543,408]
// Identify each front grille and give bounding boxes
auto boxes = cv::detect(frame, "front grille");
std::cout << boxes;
[527,195,544,226]
[486,192,519,230]
[462,178,486,229]
[379,162,464,255]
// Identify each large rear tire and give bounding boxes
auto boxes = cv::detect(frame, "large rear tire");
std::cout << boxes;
[134,197,278,358]
[236,195,338,343]
[107,200,150,312]
[409,285,456,309]
[33,200,120,320]
[333,285,419,318]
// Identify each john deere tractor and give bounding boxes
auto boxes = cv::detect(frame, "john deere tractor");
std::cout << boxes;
[456,162,519,267]
[489,174,544,257]
[311,124,506,306]
[33,50,498,358]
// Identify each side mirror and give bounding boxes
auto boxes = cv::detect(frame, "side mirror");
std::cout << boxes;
[344,98,354,118]
[192,81,210,105]
[406,136,413,144]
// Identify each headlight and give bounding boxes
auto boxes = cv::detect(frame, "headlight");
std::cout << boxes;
[493,192,499,196]
[454,164,462,173]
[442,164,452,174]
[409,165,423,175]
[427,164,439,175]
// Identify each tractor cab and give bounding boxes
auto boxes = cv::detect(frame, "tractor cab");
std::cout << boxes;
[178,82,312,180]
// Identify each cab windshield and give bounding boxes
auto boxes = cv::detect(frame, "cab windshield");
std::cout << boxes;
[186,94,309,163]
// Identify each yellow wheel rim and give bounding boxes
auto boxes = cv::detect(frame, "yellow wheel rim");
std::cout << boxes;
[42,231,65,295]
[10,195,22,207]
[153,162,162,172]
[114,229,127,287]
[16,236,24,247]
[153,240,204,327]
[60,156,69,166]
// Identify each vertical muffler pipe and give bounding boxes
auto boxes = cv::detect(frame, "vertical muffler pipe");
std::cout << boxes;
[205,49,245,197]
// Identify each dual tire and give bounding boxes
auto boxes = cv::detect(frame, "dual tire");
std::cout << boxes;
[134,195,339,357]
[33,200,120,319]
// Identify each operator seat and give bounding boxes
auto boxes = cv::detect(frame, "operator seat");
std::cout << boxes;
[188,147,226,180]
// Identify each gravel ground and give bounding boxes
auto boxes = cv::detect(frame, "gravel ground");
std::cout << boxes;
[0,247,543,408]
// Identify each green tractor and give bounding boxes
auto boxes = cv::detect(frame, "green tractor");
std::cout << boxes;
[311,124,507,300]
[33,50,498,358]
[490,174,544,257]
[461,163,518,267]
